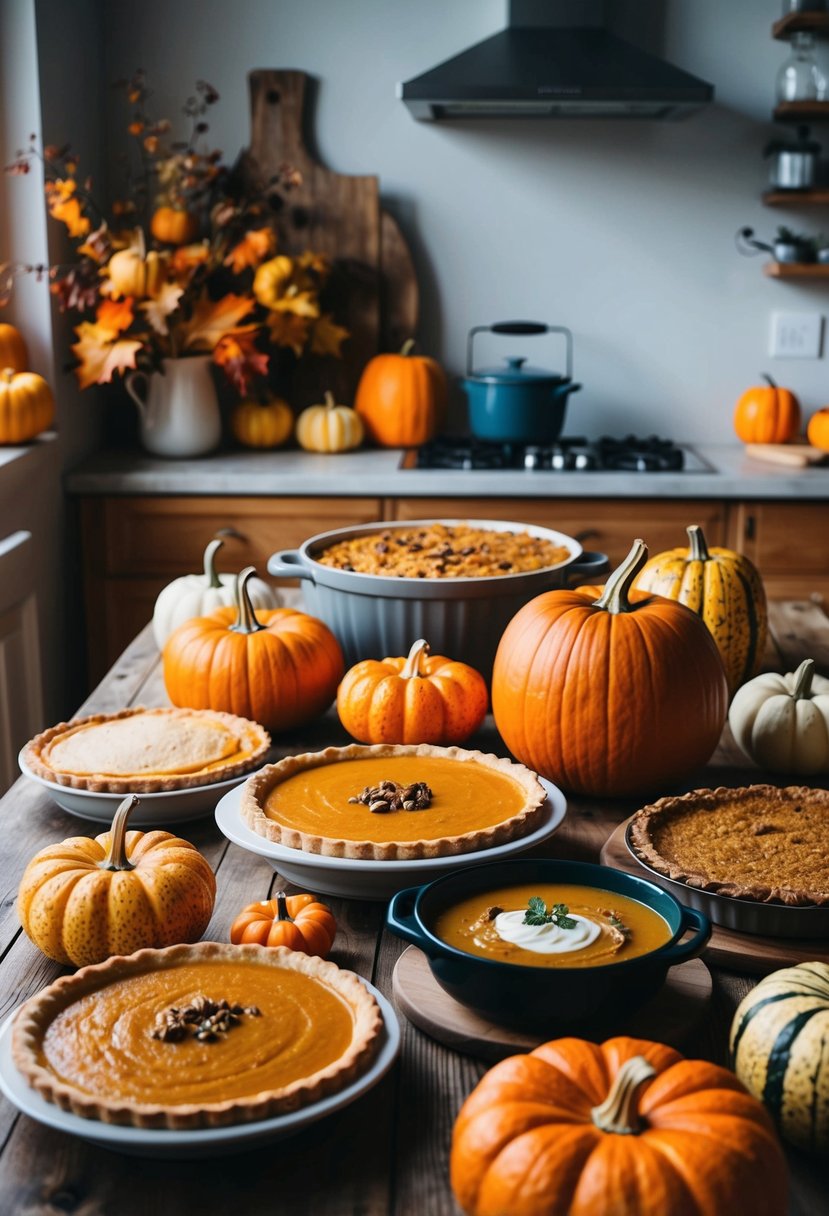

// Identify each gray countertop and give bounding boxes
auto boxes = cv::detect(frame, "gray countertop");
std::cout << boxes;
[64,443,829,499]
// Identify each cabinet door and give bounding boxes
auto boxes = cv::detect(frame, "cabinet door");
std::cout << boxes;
[730,501,829,599]
[390,498,727,570]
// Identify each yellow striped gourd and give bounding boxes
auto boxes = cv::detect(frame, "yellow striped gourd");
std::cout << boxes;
[730,960,829,1154]
[296,392,363,453]
[634,523,767,697]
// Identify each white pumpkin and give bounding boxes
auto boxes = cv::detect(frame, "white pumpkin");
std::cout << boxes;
[296,391,363,453]
[729,657,829,774]
[152,539,279,649]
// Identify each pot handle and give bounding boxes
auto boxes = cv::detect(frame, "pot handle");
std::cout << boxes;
[467,322,574,380]
[266,549,316,582]
[657,907,712,966]
[564,551,609,585]
[386,885,429,949]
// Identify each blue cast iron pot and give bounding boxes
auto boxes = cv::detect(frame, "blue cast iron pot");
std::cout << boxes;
[461,321,582,444]
[387,858,711,1032]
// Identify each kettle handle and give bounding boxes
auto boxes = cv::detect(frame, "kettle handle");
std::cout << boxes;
[467,322,573,381]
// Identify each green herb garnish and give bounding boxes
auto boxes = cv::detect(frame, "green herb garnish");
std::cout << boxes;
[523,897,577,931]
[608,913,631,938]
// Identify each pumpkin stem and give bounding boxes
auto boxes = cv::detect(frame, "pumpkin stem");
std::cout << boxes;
[230,566,266,635]
[792,658,815,700]
[400,338,417,357]
[686,524,710,564]
[99,794,138,872]
[274,891,294,922]
[136,226,146,261]
[324,391,336,411]
[592,539,649,614]
[203,538,224,589]
[590,1056,657,1135]
[401,638,430,679]
[762,373,777,389]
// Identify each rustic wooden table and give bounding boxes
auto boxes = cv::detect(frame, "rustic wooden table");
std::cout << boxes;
[1,601,828,1215]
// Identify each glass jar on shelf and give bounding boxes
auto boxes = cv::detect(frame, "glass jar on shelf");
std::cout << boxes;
[777,31,828,101]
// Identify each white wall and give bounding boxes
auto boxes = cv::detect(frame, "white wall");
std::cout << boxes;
[98,0,829,442]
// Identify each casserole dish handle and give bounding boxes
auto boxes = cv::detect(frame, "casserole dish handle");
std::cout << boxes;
[657,907,712,965]
[564,551,608,585]
[387,885,429,949]
[267,550,315,581]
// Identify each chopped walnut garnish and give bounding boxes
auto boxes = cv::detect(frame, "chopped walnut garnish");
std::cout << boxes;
[348,780,433,813]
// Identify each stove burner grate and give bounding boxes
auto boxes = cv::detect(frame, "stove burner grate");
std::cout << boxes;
[412,435,686,472]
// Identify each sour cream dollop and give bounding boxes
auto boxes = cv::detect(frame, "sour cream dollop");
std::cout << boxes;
[493,910,601,955]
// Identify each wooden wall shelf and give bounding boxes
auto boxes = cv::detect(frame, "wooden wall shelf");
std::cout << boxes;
[763,188,829,205]
[773,100,829,121]
[763,260,829,277]
[773,11,829,40]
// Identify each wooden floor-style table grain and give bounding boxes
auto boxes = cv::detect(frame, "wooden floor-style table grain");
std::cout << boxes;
[1,601,828,1214]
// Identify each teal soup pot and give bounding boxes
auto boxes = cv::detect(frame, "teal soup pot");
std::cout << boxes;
[387,859,711,1033]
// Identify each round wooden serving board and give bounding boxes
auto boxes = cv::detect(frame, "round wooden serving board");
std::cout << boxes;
[392,946,712,1062]
[600,818,829,976]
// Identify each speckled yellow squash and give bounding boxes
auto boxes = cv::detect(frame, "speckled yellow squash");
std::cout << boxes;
[730,960,829,1155]
[634,524,767,697]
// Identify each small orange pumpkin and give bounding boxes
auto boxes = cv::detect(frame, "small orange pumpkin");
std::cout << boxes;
[354,339,447,447]
[163,566,344,732]
[734,374,800,444]
[230,891,336,958]
[337,638,488,745]
[230,397,294,449]
[0,321,29,373]
[108,246,169,300]
[151,206,199,246]
[0,369,55,445]
[807,407,829,452]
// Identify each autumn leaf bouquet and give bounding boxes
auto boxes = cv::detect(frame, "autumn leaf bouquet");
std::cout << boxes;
[4,72,347,400]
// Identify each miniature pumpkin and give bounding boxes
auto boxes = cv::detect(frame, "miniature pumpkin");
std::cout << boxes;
[731,960,829,1154]
[150,206,199,246]
[231,397,293,449]
[0,369,55,445]
[337,638,488,745]
[734,375,800,445]
[152,538,278,650]
[634,524,768,696]
[296,391,363,453]
[17,794,216,967]
[452,1034,787,1216]
[164,566,344,732]
[230,891,336,958]
[806,407,829,452]
[729,657,829,773]
[108,246,168,300]
[0,321,29,373]
[491,539,728,797]
[354,339,447,447]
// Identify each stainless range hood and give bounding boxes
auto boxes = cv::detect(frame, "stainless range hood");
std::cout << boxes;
[398,3,713,121]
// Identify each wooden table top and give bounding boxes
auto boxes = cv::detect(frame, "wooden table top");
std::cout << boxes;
[1,600,828,1214]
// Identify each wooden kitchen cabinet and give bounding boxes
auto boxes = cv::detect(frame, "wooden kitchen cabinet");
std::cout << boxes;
[728,500,829,599]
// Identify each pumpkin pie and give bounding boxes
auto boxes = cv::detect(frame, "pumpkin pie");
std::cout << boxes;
[629,784,829,907]
[240,742,547,860]
[22,707,270,793]
[11,941,383,1128]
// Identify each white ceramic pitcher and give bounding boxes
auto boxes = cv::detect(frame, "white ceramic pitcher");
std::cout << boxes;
[125,356,222,458]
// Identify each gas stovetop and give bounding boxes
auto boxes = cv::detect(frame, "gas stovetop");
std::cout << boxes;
[405,435,711,473]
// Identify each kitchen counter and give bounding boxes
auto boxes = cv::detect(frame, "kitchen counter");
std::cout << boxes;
[65,444,829,499]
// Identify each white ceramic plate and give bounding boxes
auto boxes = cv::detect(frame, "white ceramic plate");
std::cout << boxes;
[0,982,399,1158]
[214,778,567,900]
[18,751,251,826]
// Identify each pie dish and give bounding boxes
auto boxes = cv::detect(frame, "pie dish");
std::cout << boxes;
[628,784,829,908]
[22,707,270,793]
[11,941,383,1129]
[239,743,547,860]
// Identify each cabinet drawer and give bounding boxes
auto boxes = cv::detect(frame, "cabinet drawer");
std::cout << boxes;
[730,501,829,599]
[390,498,726,570]
[97,497,383,576]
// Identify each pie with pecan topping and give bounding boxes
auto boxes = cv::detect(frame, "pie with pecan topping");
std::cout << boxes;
[629,784,829,907]
[240,743,547,860]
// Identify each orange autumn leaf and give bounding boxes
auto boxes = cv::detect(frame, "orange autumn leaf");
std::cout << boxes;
[170,242,210,279]
[310,313,349,358]
[71,298,142,389]
[214,330,269,395]
[224,227,276,274]
[96,297,135,335]
[46,188,90,238]
[267,310,311,356]
[177,292,255,351]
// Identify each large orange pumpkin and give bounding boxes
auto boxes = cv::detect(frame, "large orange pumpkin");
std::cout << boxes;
[163,566,344,732]
[230,891,336,957]
[734,375,800,444]
[0,369,55,444]
[337,637,488,745]
[451,1035,788,1216]
[151,206,199,246]
[354,339,447,447]
[17,794,216,967]
[491,539,728,797]
[0,321,29,373]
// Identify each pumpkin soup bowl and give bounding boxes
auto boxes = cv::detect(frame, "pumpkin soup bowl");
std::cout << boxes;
[386,859,710,1032]
[267,519,607,676]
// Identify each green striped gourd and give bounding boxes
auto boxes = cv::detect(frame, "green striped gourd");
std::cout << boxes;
[634,523,767,697]
[730,960,829,1154]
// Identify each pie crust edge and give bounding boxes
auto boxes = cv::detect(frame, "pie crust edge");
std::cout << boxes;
[239,742,548,860]
[22,707,271,793]
[628,783,829,907]
[11,941,384,1129]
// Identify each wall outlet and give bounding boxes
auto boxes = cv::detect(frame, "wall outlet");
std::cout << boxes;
[769,311,824,359]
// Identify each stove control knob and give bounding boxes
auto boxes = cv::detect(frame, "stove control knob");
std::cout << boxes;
[524,446,542,470]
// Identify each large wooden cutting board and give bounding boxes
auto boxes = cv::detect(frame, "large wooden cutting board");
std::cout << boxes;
[237,69,418,407]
